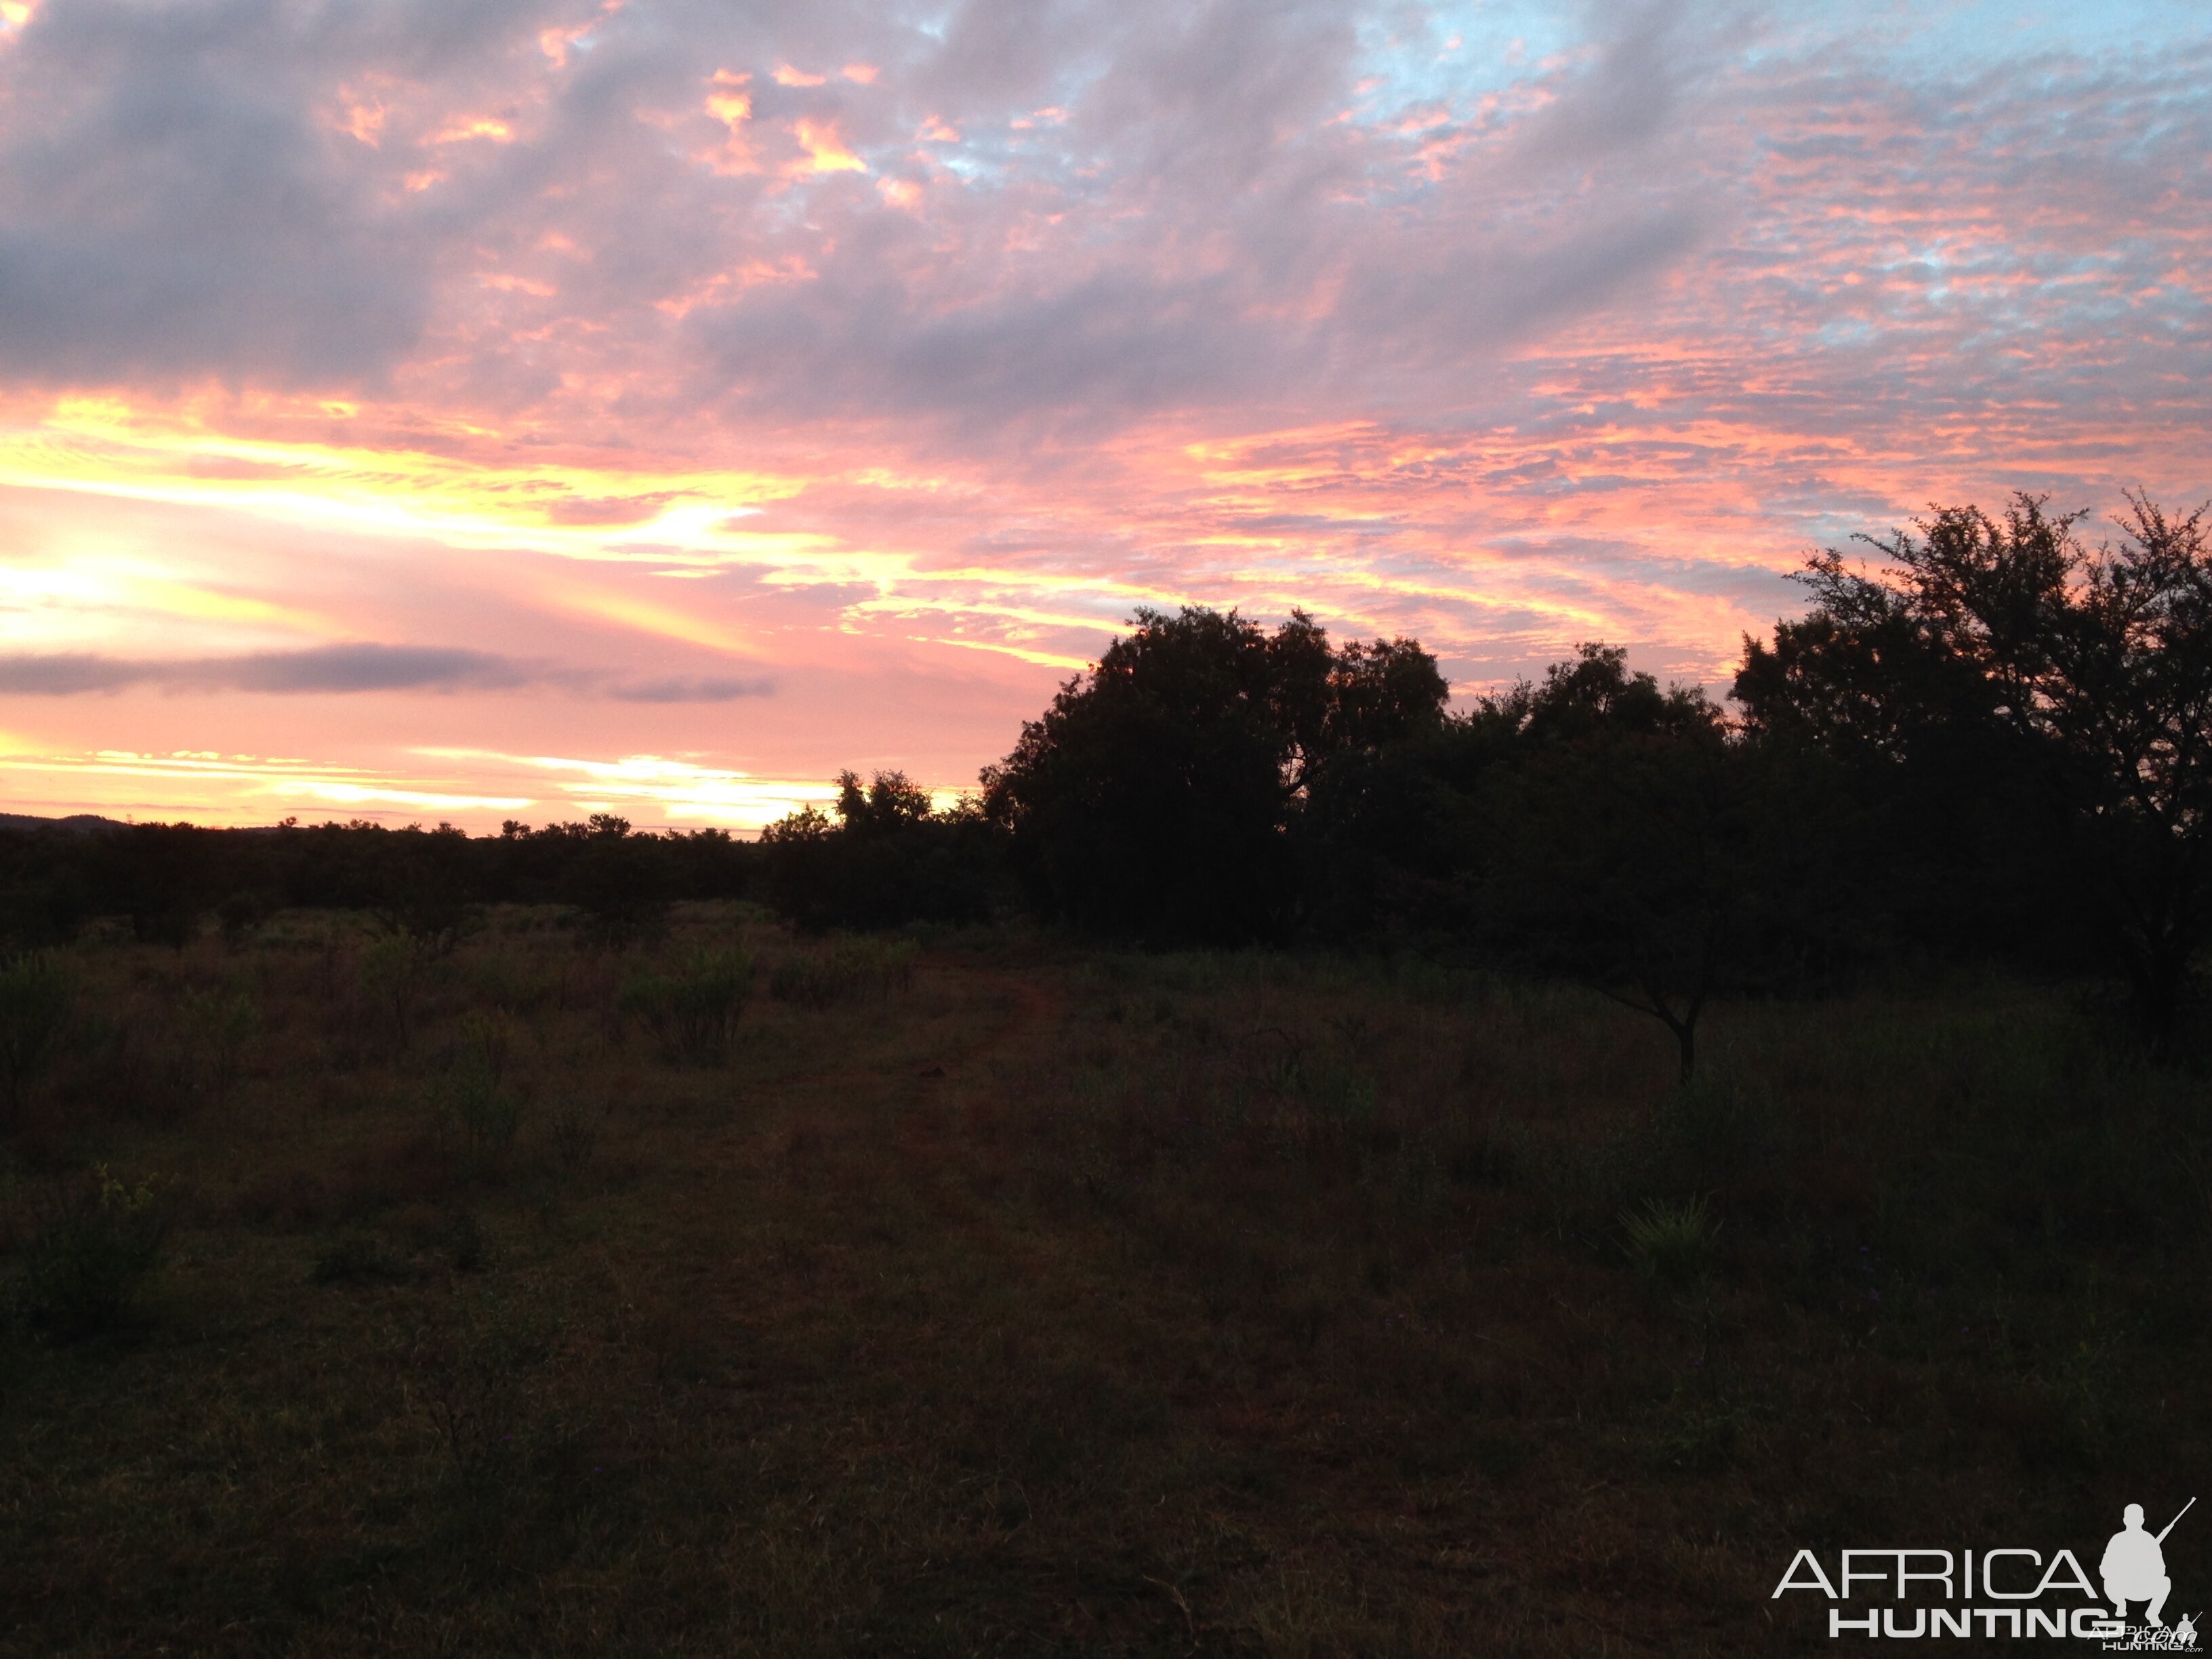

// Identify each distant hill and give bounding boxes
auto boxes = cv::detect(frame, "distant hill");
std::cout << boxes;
[0,812,125,836]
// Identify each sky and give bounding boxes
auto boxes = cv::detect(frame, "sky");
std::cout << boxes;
[0,0,2204,830]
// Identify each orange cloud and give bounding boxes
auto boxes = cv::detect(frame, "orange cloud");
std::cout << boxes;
[432,116,514,144]
[0,398,812,559]
[333,92,386,146]
[789,119,865,175]
[533,579,762,659]
[0,749,533,821]
[418,748,845,827]
[700,69,759,173]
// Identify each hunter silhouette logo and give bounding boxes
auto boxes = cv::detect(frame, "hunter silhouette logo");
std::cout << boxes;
[2104,1500,2189,1627]
[1769,1495,2198,1643]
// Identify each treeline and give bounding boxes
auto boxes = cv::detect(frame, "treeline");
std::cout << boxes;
[771,491,2212,1068]
[0,815,756,951]
[1,491,2205,1066]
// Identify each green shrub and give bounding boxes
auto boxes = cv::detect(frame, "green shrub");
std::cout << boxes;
[1619,1194,1721,1284]
[0,952,75,1118]
[767,938,916,1010]
[179,985,261,1101]
[470,952,555,1017]
[435,1047,523,1170]
[1297,1056,1377,1131]
[455,1009,515,1086]
[621,947,754,1062]
[15,1166,169,1340]
[546,1101,598,1171]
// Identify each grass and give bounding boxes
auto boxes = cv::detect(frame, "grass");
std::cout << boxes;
[1619,1195,1721,1284]
[0,904,2205,1654]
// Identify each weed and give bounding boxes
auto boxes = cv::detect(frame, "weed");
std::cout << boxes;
[767,937,914,1009]
[1649,1395,1746,1472]
[1619,1193,1722,1284]
[472,952,554,1017]
[1329,1010,1379,1061]
[546,1100,599,1171]
[0,952,75,1118]
[358,932,433,1050]
[1297,1055,1377,1134]
[13,1165,169,1340]
[455,1008,515,1086]
[407,1290,546,1469]
[178,984,261,1101]
[436,1048,523,1171]
[619,947,754,1063]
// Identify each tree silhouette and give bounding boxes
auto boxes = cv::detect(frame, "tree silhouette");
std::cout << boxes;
[1475,647,1762,1082]
[1739,493,2212,1052]
[832,769,935,836]
[761,771,996,932]
[981,607,1446,944]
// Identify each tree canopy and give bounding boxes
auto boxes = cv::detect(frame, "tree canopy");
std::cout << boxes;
[1738,492,2212,1049]
[979,606,1448,944]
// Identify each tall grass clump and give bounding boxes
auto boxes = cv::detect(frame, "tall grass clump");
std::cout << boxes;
[358,931,433,1050]
[768,937,916,1010]
[179,985,261,1102]
[621,947,754,1063]
[14,1166,169,1340]
[436,1015,524,1169]
[0,951,75,1119]
[1619,1194,1721,1284]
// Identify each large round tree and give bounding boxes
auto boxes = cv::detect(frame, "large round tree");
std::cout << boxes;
[981,607,1447,945]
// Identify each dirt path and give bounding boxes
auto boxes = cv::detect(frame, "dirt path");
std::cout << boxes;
[921,952,1071,1080]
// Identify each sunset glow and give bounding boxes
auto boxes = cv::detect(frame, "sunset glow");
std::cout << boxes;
[0,1,2204,829]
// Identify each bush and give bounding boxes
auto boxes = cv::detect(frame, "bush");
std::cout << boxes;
[546,1101,599,1171]
[767,937,916,1010]
[1619,1194,1721,1284]
[435,1037,523,1171]
[359,933,432,1050]
[0,951,75,1118]
[179,985,261,1101]
[620,947,754,1063]
[14,1166,169,1340]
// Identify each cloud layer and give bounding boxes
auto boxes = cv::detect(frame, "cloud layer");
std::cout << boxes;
[0,0,2203,825]
[0,643,771,700]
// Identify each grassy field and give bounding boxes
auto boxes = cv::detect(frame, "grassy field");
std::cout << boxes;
[1,903,2205,1656]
